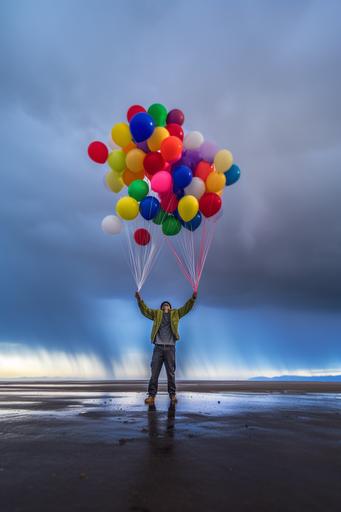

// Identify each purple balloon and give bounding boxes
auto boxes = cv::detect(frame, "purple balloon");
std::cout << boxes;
[176,156,192,169]
[135,140,150,152]
[199,141,219,163]
[180,149,202,169]
[166,109,185,126]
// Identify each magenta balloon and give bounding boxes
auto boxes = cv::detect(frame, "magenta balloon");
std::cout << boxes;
[151,171,173,194]
[166,109,185,125]
[199,141,219,163]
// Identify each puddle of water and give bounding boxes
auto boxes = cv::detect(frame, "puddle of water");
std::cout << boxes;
[0,391,340,422]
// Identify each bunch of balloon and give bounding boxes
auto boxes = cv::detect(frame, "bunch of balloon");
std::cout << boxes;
[87,103,241,291]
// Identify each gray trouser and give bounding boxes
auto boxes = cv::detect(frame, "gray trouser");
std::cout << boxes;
[148,344,176,397]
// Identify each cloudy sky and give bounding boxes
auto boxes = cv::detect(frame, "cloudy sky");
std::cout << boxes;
[1,0,340,379]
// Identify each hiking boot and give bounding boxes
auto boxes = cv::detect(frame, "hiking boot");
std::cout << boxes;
[144,395,155,405]
[169,394,178,403]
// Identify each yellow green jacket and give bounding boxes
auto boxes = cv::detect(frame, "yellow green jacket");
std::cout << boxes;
[137,296,196,342]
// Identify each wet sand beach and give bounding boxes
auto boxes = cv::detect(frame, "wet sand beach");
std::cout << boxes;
[1,381,340,511]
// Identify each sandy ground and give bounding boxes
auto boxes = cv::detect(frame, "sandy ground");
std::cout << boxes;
[0,381,340,512]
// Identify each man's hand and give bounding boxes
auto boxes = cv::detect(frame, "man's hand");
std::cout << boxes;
[135,291,141,301]
[192,291,197,299]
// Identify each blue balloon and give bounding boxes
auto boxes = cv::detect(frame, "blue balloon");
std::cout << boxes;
[130,113,155,142]
[139,196,160,220]
[224,164,241,186]
[183,211,202,231]
[174,187,185,199]
[172,165,192,189]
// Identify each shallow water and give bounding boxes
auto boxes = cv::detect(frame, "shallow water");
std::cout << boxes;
[0,386,340,443]
[1,383,340,512]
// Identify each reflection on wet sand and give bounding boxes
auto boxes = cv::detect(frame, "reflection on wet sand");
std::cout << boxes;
[126,402,178,510]
[1,382,341,512]
[147,402,176,448]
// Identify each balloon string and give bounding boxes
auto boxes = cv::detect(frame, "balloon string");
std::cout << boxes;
[196,216,218,285]
[197,218,208,283]
[170,229,194,290]
[167,208,220,291]
[123,201,164,291]
[178,227,195,288]
[167,238,196,290]
[138,211,164,290]
[124,223,138,288]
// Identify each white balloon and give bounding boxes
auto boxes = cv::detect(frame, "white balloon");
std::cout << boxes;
[101,215,122,235]
[184,131,204,150]
[184,177,206,199]
[143,176,151,188]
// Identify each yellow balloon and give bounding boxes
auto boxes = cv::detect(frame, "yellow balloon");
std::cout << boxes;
[178,195,199,222]
[111,122,132,148]
[107,150,126,174]
[214,149,233,173]
[125,148,146,173]
[206,171,226,192]
[105,170,124,193]
[147,127,169,151]
[115,196,139,220]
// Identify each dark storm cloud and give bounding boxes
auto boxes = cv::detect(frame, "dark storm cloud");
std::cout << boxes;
[0,0,341,363]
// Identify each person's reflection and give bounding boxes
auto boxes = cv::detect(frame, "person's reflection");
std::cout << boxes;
[147,402,176,455]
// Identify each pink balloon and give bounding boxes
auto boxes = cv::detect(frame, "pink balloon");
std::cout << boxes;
[151,171,172,194]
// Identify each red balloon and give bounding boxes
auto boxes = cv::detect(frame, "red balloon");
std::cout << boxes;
[144,171,154,181]
[144,151,165,175]
[195,160,213,181]
[166,109,185,125]
[166,123,184,141]
[134,228,151,246]
[160,192,178,213]
[88,141,108,164]
[160,136,183,162]
[127,104,146,122]
[199,192,222,217]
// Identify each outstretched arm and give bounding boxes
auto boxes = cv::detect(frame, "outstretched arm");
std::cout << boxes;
[177,292,197,318]
[135,292,156,320]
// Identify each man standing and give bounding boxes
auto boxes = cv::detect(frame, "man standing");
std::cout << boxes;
[135,291,197,405]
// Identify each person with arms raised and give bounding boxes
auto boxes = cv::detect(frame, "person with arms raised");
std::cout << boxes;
[135,291,197,404]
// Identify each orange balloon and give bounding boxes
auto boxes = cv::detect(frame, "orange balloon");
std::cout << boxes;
[160,136,183,162]
[122,168,145,186]
[123,141,136,154]
[195,161,213,181]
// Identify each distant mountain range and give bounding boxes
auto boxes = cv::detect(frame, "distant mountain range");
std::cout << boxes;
[249,375,341,382]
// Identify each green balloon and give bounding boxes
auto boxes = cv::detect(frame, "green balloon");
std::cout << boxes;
[153,208,168,225]
[148,103,167,127]
[128,179,149,202]
[162,216,182,236]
